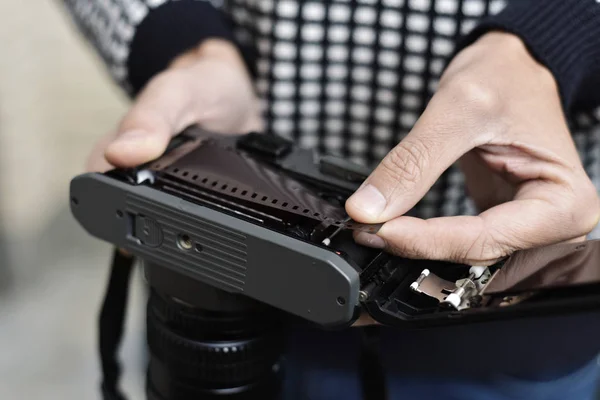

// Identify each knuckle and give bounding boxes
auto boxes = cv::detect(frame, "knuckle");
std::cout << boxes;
[387,239,433,260]
[444,77,501,118]
[381,228,433,259]
[570,179,600,234]
[380,139,429,188]
[476,234,510,263]
[460,222,509,264]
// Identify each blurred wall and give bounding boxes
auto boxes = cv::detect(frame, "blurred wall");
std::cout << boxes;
[0,1,127,240]
[0,3,147,399]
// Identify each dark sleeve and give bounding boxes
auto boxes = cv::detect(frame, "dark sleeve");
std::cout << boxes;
[62,0,241,96]
[459,0,600,113]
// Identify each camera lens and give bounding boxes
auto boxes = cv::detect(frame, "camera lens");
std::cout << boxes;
[146,289,284,399]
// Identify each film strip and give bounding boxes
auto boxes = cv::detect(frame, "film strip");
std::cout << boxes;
[149,138,381,234]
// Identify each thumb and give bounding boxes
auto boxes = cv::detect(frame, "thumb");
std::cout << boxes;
[105,70,199,168]
[346,119,469,223]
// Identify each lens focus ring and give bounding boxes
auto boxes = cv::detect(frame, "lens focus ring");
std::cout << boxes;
[147,299,283,384]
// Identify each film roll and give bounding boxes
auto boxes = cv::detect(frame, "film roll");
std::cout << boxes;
[149,138,381,234]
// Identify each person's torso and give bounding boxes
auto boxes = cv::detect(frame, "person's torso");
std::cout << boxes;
[222,0,600,235]
[224,0,506,163]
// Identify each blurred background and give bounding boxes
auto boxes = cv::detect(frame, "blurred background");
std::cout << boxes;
[0,2,146,398]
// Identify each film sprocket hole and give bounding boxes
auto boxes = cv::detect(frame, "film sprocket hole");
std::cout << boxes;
[71,126,600,400]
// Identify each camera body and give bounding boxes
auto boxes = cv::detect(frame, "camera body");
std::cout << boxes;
[71,127,600,330]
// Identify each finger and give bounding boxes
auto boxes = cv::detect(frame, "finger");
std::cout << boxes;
[351,312,380,327]
[346,101,473,224]
[458,151,515,212]
[86,131,118,172]
[564,236,588,243]
[105,70,199,167]
[355,195,588,265]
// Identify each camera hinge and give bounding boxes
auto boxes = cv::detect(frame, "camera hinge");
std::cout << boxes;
[410,266,492,310]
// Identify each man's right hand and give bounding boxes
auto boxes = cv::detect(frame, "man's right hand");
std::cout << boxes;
[87,39,262,172]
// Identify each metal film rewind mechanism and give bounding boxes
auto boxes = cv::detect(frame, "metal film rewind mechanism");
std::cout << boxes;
[70,126,600,400]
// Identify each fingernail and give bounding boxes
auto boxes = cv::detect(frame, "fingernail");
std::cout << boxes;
[355,232,386,249]
[348,184,387,219]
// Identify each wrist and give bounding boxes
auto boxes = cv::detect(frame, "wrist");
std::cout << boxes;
[474,32,558,92]
[443,31,559,101]
[170,39,246,70]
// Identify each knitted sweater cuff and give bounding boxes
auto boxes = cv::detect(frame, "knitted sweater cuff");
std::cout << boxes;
[127,0,235,94]
[460,0,600,112]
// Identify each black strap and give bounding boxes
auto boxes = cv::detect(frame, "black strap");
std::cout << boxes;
[359,326,388,400]
[99,249,135,400]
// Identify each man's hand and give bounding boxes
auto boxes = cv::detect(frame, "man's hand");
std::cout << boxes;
[347,32,600,266]
[87,39,262,172]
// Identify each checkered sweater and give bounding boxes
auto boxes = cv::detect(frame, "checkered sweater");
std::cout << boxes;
[64,0,600,237]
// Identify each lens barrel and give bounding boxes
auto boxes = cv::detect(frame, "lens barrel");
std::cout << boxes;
[146,289,284,400]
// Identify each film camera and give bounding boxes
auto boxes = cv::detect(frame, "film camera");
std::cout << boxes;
[70,127,600,400]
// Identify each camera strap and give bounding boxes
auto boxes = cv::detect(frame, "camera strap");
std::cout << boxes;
[99,249,134,400]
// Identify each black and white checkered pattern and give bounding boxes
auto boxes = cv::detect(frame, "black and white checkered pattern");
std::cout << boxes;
[64,0,600,238]
[229,1,505,160]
